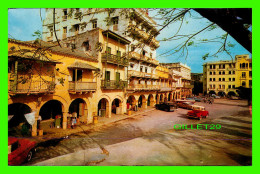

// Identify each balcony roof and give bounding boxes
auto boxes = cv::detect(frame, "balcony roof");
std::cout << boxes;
[8,50,62,64]
[68,61,99,71]
[102,30,131,45]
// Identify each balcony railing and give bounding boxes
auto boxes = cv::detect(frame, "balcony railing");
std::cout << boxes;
[175,84,184,88]
[129,52,159,65]
[62,15,67,21]
[68,81,97,92]
[127,84,160,91]
[101,53,129,66]
[160,87,174,92]
[128,70,159,79]
[101,80,127,89]
[9,80,55,94]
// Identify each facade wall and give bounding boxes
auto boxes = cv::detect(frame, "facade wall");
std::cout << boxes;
[203,55,252,95]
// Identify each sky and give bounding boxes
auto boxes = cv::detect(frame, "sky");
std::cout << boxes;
[8,8,252,73]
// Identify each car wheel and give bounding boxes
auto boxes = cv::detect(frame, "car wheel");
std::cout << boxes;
[205,113,209,118]
[26,149,34,162]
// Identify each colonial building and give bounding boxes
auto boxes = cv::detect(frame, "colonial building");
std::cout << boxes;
[202,54,252,96]
[160,62,193,98]
[8,8,194,137]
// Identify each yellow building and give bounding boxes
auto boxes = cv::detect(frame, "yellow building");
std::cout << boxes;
[235,55,252,88]
[8,29,130,136]
[203,54,252,96]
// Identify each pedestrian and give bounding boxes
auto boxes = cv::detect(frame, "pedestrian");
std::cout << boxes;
[71,117,77,129]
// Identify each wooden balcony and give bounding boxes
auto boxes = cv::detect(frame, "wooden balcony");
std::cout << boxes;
[9,80,55,95]
[128,70,159,79]
[160,87,174,92]
[68,81,97,93]
[129,52,159,65]
[101,80,127,90]
[127,84,160,91]
[101,53,129,67]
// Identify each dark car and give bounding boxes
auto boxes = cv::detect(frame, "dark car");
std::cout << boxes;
[8,137,36,166]
[155,102,178,112]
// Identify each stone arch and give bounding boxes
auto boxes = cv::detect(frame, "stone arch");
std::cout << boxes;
[138,94,146,108]
[98,98,110,118]
[127,95,137,110]
[69,98,88,123]
[227,91,236,96]
[112,97,123,115]
[147,94,155,106]
[218,91,226,97]
[155,94,159,104]
[8,103,32,128]
[168,93,172,101]
[209,90,216,95]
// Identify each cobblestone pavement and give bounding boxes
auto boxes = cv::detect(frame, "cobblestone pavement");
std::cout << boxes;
[27,99,251,166]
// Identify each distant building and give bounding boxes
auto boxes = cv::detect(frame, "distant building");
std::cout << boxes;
[191,73,203,95]
[202,54,252,96]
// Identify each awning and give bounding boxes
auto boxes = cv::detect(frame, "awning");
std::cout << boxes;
[102,30,131,45]
[68,61,99,71]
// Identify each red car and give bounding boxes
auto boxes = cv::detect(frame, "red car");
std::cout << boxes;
[8,137,36,165]
[187,105,209,120]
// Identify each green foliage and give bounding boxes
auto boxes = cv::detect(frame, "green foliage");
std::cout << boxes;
[202,53,209,60]
[57,77,65,86]
[208,24,217,31]
[227,42,235,48]
[187,41,194,46]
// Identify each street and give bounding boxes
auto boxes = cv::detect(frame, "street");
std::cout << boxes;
[27,99,251,166]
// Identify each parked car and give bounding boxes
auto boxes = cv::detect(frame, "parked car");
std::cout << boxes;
[177,102,194,109]
[8,137,37,165]
[187,105,209,120]
[155,102,178,112]
[194,97,202,102]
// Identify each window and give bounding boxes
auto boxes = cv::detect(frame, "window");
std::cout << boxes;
[210,72,212,75]
[232,85,235,88]
[222,85,225,89]
[213,71,216,75]
[150,53,153,58]
[242,72,246,78]
[233,71,235,74]
[249,71,252,77]
[130,63,134,68]
[105,71,110,81]
[229,78,231,81]
[74,24,80,34]
[213,78,215,81]
[213,84,215,89]
[82,41,90,51]
[249,63,252,68]
[219,71,221,75]
[249,80,252,87]
[92,20,97,29]
[140,66,143,72]
[213,65,216,69]
[242,81,246,87]
[210,85,212,89]
[228,85,231,89]
[72,69,82,81]
[229,71,231,74]
[106,47,111,54]
[222,71,225,75]
[210,78,212,81]
[63,9,68,20]
[222,78,225,81]
[219,78,221,81]
[233,78,235,81]
[219,85,221,89]
[116,50,121,57]
[112,17,119,25]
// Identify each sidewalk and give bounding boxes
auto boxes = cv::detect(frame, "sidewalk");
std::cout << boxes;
[33,107,156,144]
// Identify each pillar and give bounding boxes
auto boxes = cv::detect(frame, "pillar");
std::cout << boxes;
[62,111,68,130]
[31,113,38,137]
